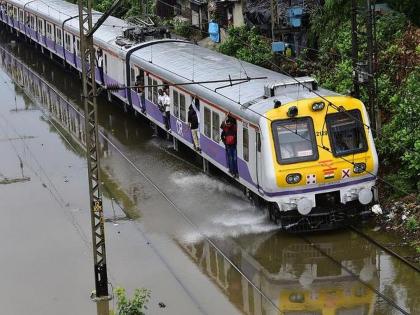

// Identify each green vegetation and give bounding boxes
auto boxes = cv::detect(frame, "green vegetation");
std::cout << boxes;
[219,5,419,198]
[112,287,151,315]
[309,1,420,198]
[94,0,154,19]
[406,216,419,231]
[218,26,273,67]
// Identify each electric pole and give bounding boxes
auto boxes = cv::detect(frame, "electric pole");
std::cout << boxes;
[77,0,122,314]
[270,0,278,43]
[366,0,376,130]
[351,0,360,98]
[351,0,379,133]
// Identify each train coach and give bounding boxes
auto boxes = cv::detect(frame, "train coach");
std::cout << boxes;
[0,0,379,232]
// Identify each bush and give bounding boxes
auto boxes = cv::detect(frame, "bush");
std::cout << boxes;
[218,26,273,67]
[378,71,420,195]
[406,216,419,231]
[114,287,150,315]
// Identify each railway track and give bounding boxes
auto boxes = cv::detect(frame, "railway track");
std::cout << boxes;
[297,224,420,315]
[348,224,420,273]
[2,40,419,315]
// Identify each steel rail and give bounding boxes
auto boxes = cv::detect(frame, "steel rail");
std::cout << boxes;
[3,48,283,313]
[299,234,411,315]
[348,224,420,273]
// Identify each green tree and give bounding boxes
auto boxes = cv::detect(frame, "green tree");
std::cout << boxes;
[385,0,420,26]
[218,26,273,67]
[378,71,420,195]
[113,287,151,315]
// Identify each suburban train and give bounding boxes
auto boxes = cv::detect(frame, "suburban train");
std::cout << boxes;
[0,0,379,232]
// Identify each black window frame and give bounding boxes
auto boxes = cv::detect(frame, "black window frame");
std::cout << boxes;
[326,109,368,157]
[271,117,319,165]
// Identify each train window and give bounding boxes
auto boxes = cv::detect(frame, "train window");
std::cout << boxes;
[104,53,108,73]
[56,28,62,45]
[212,111,220,142]
[13,7,17,18]
[64,33,71,51]
[46,23,52,39]
[75,38,80,57]
[37,19,44,35]
[272,117,318,164]
[204,107,211,138]
[30,15,35,29]
[326,109,368,157]
[18,10,23,23]
[152,79,158,104]
[147,76,152,100]
[243,127,249,161]
[256,132,261,152]
[179,94,186,122]
[173,90,179,117]
[130,67,135,86]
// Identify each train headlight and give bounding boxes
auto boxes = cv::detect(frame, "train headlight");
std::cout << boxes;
[312,101,325,111]
[286,173,302,184]
[358,188,373,205]
[289,293,305,303]
[287,106,298,117]
[353,162,366,174]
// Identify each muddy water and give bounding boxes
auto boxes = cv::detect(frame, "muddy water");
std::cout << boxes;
[1,29,419,315]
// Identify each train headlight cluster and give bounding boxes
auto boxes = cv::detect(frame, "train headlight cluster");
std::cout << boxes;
[286,173,302,184]
[289,293,305,303]
[312,101,325,111]
[353,162,366,174]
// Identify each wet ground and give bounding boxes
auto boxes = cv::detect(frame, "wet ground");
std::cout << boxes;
[0,28,419,315]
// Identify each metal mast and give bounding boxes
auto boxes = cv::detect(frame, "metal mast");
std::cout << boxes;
[77,0,120,312]
[351,0,360,98]
[366,0,379,133]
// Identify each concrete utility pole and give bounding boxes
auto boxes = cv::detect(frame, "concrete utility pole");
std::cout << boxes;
[77,0,122,314]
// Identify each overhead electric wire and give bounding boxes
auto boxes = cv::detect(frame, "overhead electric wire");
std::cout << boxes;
[131,2,412,197]
[1,48,284,315]
[300,234,411,315]
[4,33,415,315]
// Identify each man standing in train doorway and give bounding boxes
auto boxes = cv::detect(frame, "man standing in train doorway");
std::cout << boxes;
[96,48,104,85]
[188,102,200,152]
[221,115,238,178]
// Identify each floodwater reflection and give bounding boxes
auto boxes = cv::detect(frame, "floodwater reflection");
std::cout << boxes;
[0,32,419,315]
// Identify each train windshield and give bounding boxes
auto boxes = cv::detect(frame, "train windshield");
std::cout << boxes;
[272,117,318,164]
[326,109,368,156]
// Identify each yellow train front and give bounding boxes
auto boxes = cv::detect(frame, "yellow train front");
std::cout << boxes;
[260,94,378,232]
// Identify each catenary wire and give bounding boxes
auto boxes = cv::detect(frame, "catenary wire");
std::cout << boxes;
[1,47,284,314]
[120,2,412,196]
[4,36,415,314]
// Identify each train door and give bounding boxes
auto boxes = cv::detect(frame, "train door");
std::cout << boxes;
[256,131,262,191]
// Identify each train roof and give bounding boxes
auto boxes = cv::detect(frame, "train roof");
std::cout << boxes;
[130,41,339,124]
[8,0,341,125]
[8,0,128,46]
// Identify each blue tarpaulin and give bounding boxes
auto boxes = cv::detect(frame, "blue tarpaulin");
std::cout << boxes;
[208,21,220,43]
[272,41,285,52]
[287,6,303,28]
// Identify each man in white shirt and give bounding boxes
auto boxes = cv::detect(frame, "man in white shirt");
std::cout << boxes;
[96,49,104,84]
[163,89,171,131]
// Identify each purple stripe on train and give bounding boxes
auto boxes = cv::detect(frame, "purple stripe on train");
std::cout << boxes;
[0,15,259,190]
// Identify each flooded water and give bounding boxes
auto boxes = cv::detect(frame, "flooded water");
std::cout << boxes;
[0,28,419,315]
